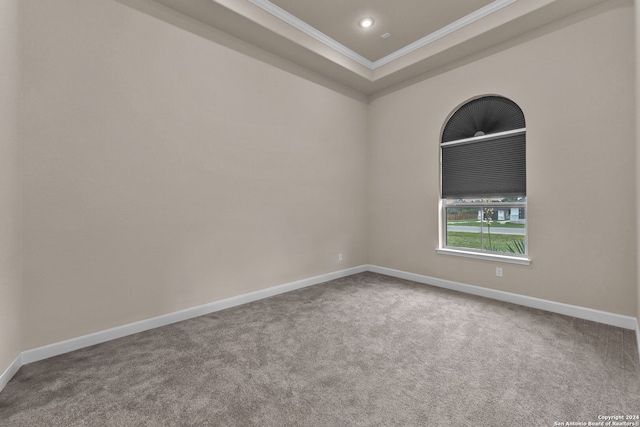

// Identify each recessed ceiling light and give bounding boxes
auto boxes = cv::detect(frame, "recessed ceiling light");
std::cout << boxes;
[359,17,374,29]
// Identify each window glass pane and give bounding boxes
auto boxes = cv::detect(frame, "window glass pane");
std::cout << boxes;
[445,206,483,250]
[444,199,526,255]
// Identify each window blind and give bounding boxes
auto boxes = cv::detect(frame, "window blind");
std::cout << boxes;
[440,96,526,199]
[441,131,526,198]
[442,96,525,143]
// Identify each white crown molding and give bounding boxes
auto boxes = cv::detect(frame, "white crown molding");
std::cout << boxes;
[246,0,519,71]
[372,0,518,69]
[246,0,374,68]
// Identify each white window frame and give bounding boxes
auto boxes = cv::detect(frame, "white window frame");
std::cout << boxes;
[437,198,530,265]
[437,96,530,265]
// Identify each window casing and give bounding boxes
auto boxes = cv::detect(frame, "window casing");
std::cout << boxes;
[439,96,528,261]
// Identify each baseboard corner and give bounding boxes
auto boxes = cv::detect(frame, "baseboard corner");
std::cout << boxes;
[0,353,22,393]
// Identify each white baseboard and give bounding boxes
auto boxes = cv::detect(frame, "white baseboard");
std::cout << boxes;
[1,263,638,394]
[368,265,638,330]
[637,322,640,363]
[0,353,22,393]
[21,265,368,365]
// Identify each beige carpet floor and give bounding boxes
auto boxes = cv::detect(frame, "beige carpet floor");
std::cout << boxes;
[1,272,639,426]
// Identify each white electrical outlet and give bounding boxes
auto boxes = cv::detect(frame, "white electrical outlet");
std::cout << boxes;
[338,253,343,262]
[496,267,503,277]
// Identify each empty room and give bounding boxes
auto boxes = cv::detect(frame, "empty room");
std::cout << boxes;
[1,0,639,425]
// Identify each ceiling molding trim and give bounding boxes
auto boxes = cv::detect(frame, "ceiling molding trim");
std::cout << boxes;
[246,0,375,68]
[246,0,519,71]
[370,0,519,69]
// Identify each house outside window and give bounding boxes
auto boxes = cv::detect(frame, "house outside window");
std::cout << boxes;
[438,95,529,264]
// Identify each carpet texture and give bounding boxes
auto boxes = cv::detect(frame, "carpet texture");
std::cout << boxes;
[1,272,639,426]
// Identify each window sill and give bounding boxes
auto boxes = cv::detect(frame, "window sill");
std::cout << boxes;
[436,248,531,265]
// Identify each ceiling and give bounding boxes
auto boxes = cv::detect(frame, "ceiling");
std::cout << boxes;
[151,0,609,97]
[262,0,496,63]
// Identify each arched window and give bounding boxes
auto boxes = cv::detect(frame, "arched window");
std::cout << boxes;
[439,96,528,262]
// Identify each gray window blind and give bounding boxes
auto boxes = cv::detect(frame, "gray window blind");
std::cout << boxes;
[441,96,526,199]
